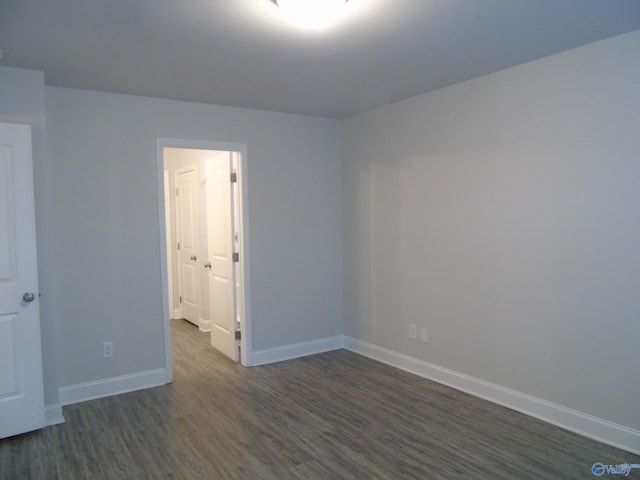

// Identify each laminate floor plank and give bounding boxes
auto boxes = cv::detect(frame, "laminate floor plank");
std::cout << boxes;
[1,318,638,479]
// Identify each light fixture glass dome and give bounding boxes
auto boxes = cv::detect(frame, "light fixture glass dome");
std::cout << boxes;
[272,0,350,30]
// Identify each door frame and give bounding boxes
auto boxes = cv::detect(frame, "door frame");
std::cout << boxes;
[157,138,252,381]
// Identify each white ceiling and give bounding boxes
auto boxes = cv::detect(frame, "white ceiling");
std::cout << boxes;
[1,0,639,118]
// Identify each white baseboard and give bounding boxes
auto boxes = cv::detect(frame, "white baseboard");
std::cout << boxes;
[343,336,640,456]
[45,403,65,426]
[59,369,167,406]
[251,336,344,366]
[199,318,211,332]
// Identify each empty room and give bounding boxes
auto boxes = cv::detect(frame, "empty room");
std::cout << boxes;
[1,0,639,478]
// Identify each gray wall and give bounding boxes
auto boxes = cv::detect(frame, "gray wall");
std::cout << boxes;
[0,66,60,407]
[44,87,343,387]
[342,30,640,430]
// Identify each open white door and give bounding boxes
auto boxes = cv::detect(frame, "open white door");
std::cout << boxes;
[175,166,200,325]
[0,122,45,438]
[205,152,238,360]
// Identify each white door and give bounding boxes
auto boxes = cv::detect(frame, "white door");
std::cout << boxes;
[0,122,45,438]
[205,153,237,360]
[175,166,200,326]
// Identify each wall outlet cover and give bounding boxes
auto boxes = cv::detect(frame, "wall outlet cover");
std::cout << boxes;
[103,341,114,358]
[409,324,417,339]
[420,327,428,343]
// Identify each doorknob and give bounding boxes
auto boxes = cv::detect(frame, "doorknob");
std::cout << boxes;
[204,262,211,269]
[190,255,197,261]
[22,291,36,303]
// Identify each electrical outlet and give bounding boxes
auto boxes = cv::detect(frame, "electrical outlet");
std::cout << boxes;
[420,327,428,343]
[103,341,114,358]
[409,324,417,340]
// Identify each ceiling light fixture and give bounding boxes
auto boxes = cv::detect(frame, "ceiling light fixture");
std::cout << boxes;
[271,0,350,30]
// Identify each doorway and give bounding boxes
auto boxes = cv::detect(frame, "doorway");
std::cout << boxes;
[157,138,251,379]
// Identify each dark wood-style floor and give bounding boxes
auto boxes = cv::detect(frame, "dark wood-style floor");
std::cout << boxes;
[1,319,638,479]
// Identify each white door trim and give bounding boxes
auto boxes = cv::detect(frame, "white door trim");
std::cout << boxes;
[157,138,252,380]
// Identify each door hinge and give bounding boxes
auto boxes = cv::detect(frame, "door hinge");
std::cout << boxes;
[235,330,241,341]
[230,171,238,183]
[233,252,239,263]
[177,242,181,250]
[175,188,179,196]
[179,295,182,304]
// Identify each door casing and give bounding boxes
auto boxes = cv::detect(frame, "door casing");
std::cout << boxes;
[157,138,252,380]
